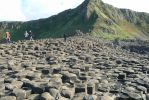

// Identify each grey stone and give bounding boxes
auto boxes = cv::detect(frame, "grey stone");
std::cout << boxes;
[61,89,73,99]
[87,83,95,95]
[128,92,142,100]
[11,80,23,88]
[101,93,116,100]
[13,88,26,100]
[118,73,126,80]
[75,84,86,94]
[22,87,32,99]
[0,96,16,100]
[117,93,129,100]
[136,85,147,94]
[0,84,5,91]
[28,94,40,100]
[49,88,60,98]
[5,83,13,90]
[40,92,54,100]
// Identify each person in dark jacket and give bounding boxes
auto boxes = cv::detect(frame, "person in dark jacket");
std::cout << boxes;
[63,33,67,42]
[28,30,34,40]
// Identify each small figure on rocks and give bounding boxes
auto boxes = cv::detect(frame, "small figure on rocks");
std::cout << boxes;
[24,31,29,40]
[28,30,34,40]
[63,33,67,42]
[5,31,11,43]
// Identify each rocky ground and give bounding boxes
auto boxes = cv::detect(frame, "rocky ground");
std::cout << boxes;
[0,36,149,100]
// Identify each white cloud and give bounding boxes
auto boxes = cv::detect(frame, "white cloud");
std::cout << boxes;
[22,0,84,21]
[102,0,149,13]
[0,0,149,21]
[0,0,26,21]
[0,0,84,21]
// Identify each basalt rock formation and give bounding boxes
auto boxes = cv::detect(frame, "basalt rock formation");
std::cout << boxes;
[0,36,149,100]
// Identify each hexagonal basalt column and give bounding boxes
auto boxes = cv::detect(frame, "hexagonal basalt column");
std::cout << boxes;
[118,73,126,80]
[75,83,87,94]
[79,72,88,82]
[87,83,95,95]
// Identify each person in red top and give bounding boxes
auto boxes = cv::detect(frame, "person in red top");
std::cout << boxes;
[5,32,11,43]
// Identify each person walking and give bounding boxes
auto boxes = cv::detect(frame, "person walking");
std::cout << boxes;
[63,33,67,42]
[28,30,33,40]
[5,32,11,43]
[24,31,29,40]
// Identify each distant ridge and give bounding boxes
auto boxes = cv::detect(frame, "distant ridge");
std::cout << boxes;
[0,0,149,41]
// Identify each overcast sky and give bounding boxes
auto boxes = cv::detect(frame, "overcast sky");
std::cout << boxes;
[0,0,149,21]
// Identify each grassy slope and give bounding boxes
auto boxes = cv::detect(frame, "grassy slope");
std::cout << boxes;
[88,1,149,40]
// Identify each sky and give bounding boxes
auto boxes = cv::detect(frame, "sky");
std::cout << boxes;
[0,0,149,21]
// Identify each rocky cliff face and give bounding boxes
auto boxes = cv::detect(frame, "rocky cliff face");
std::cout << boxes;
[0,0,149,41]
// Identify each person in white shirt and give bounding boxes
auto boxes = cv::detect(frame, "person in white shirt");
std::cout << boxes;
[24,31,29,40]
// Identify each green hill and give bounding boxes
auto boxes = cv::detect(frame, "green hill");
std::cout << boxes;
[0,0,149,42]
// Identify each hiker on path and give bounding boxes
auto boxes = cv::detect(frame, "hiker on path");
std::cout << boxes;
[24,31,29,40]
[5,32,11,43]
